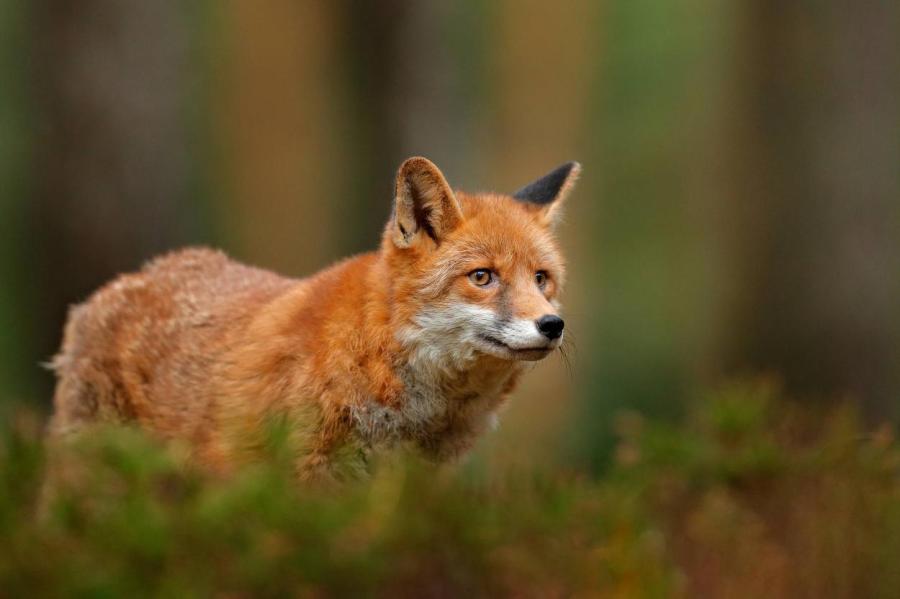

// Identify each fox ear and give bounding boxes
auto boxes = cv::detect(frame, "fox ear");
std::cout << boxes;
[513,161,581,226]
[392,157,463,248]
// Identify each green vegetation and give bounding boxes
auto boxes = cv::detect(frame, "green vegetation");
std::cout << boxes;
[2,381,898,597]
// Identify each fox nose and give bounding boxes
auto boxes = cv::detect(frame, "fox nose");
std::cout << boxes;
[536,315,565,340]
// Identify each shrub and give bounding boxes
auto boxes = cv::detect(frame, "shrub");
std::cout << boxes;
[1,380,897,597]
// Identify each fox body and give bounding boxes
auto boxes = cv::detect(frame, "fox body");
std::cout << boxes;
[49,158,580,480]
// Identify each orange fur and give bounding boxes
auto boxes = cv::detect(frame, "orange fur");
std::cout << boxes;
[49,157,580,480]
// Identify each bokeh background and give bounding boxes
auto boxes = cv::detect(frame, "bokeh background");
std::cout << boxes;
[0,0,898,473]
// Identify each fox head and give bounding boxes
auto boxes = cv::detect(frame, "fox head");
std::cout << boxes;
[383,157,579,369]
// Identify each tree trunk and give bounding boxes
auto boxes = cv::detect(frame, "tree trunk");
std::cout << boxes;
[30,0,195,401]
[727,0,900,417]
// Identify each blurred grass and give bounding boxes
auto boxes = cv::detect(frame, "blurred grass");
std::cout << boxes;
[2,380,898,597]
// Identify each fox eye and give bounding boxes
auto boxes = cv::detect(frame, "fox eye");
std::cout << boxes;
[468,269,493,287]
[535,271,548,289]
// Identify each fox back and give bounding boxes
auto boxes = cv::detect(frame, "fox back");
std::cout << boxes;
[49,157,580,480]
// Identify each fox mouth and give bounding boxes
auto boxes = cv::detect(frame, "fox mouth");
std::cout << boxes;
[479,334,555,358]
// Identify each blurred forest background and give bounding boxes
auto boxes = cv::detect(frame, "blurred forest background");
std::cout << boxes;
[0,0,898,474]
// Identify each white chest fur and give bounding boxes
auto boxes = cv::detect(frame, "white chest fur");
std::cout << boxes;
[349,348,519,458]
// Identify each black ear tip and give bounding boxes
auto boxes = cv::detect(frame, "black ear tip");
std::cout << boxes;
[556,161,582,180]
[512,161,582,205]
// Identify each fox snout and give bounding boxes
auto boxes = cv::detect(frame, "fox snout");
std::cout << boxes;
[472,311,564,362]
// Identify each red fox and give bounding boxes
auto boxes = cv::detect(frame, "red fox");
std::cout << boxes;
[49,157,580,480]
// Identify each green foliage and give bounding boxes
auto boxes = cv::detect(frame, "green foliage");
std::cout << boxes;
[1,381,898,597]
